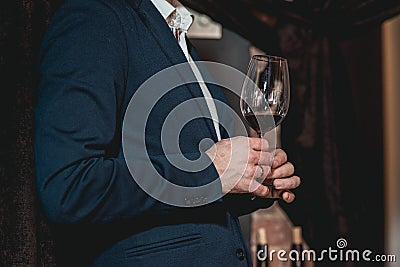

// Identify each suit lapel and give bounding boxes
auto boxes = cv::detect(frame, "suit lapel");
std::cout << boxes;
[135,0,188,67]
[187,41,234,139]
[126,0,219,141]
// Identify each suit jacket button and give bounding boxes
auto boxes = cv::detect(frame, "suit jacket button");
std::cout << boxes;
[236,248,245,261]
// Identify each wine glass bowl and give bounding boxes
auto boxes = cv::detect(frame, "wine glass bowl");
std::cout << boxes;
[240,55,290,137]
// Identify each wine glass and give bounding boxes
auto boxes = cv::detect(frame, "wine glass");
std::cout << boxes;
[240,55,290,138]
[240,55,290,195]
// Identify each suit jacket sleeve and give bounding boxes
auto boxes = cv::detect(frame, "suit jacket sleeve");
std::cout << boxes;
[34,0,221,224]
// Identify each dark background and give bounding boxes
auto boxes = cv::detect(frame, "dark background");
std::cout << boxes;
[1,0,399,266]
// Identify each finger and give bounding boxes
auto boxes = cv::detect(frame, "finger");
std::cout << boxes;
[252,165,271,182]
[248,165,271,192]
[266,186,281,199]
[265,188,295,202]
[280,190,295,203]
[262,177,275,187]
[254,165,264,180]
[267,162,295,178]
[251,184,271,198]
[271,149,287,168]
[273,175,301,190]
[239,170,263,193]
[248,137,269,151]
[242,165,257,180]
[248,150,273,165]
[242,165,267,185]
[257,151,273,165]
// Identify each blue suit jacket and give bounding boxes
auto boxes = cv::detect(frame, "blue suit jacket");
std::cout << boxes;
[34,0,274,265]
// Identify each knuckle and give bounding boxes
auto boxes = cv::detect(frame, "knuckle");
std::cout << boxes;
[262,139,269,149]
[246,136,255,145]
[256,138,264,149]
[255,186,267,197]
[260,152,270,163]
[268,152,274,162]
[254,182,263,193]
[276,150,287,164]
[275,168,283,178]
[262,186,270,196]
[245,166,255,177]
[220,139,231,149]
[249,152,258,163]
[278,155,286,165]
[238,179,249,192]
[235,184,245,193]
[282,164,294,177]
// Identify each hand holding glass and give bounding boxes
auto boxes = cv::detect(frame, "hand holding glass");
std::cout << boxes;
[240,55,290,197]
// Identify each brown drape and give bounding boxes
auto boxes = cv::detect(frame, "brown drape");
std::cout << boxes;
[0,0,399,266]
[0,0,62,265]
[180,1,399,266]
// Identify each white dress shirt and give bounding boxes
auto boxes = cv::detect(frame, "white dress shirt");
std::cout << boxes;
[150,0,222,141]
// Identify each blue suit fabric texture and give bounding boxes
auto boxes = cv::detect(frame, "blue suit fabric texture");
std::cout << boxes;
[34,0,274,266]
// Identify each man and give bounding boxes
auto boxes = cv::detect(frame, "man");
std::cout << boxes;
[34,0,300,266]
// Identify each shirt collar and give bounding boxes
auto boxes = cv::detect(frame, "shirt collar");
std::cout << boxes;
[150,0,193,32]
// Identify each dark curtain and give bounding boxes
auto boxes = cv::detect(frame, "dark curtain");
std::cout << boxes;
[0,0,62,266]
[181,1,399,266]
[0,0,399,266]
